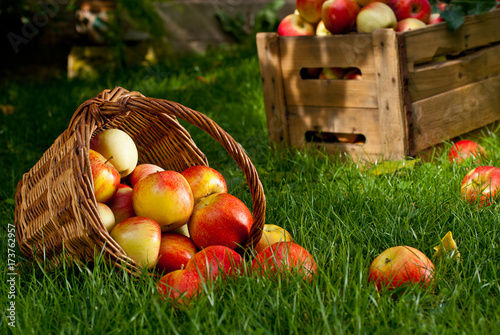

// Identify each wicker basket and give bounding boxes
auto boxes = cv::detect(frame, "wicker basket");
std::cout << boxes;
[14,87,266,274]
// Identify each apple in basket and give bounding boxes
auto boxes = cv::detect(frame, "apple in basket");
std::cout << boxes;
[356,2,398,33]
[277,13,316,36]
[156,232,198,274]
[252,242,317,281]
[157,269,203,306]
[254,224,294,254]
[321,0,360,34]
[368,245,434,290]
[448,139,486,164]
[89,149,120,203]
[107,184,135,224]
[132,170,194,232]
[129,163,165,188]
[181,165,228,205]
[110,216,162,269]
[188,193,253,250]
[90,128,138,178]
[96,202,116,232]
[461,166,500,207]
[185,245,244,281]
[296,0,327,24]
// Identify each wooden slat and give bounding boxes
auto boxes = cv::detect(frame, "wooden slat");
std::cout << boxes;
[412,74,500,152]
[408,43,500,101]
[402,9,500,68]
[372,29,407,160]
[256,32,289,146]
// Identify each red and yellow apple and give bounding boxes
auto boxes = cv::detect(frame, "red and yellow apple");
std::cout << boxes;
[343,67,362,80]
[388,0,431,24]
[157,269,203,305]
[129,163,164,188]
[110,216,162,269]
[428,12,444,24]
[254,224,294,254]
[448,139,486,164]
[315,20,332,35]
[355,0,390,6]
[181,165,227,205]
[296,0,327,24]
[90,128,138,178]
[321,0,360,34]
[368,245,434,290]
[356,2,398,33]
[97,202,116,232]
[89,149,120,203]
[396,17,426,31]
[461,166,500,207]
[188,193,253,250]
[185,245,244,281]
[132,170,194,232]
[319,67,345,79]
[107,184,135,224]
[277,13,316,36]
[156,232,198,274]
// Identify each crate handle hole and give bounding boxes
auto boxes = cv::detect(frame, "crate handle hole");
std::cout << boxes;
[305,131,365,145]
[300,67,362,80]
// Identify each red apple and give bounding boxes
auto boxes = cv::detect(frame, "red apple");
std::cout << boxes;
[89,149,120,203]
[110,216,162,269]
[343,67,362,80]
[461,166,500,207]
[318,67,345,79]
[368,245,434,290]
[321,0,360,34]
[156,232,198,274]
[396,17,427,31]
[388,0,432,24]
[277,13,316,36]
[428,12,444,24]
[96,202,116,232]
[252,242,317,281]
[254,224,294,254]
[132,170,194,232]
[129,163,164,188]
[355,0,391,6]
[185,245,244,281]
[181,165,227,205]
[296,0,327,24]
[448,140,486,164]
[107,184,135,224]
[157,269,203,305]
[356,2,398,33]
[188,193,253,250]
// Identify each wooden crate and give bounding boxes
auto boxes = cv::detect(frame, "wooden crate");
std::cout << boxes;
[256,9,500,162]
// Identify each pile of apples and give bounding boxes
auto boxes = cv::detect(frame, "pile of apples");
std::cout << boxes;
[88,128,317,305]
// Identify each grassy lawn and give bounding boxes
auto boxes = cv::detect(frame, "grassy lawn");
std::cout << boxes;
[1,40,499,334]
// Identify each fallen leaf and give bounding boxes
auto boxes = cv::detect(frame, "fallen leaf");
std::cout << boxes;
[433,231,461,261]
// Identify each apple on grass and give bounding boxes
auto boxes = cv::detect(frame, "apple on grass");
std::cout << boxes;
[277,14,315,36]
[89,149,120,203]
[252,242,317,281]
[181,165,227,205]
[254,224,294,254]
[448,139,486,164]
[296,0,327,24]
[90,128,138,178]
[107,184,135,224]
[396,17,426,31]
[185,245,244,281]
[368,246,434,291]
[129,163,164,188]
[388,0,432,24]
[156,232,198,274]
[96,202,116,232]
[188,193,253,250]
[321,0,360,34]
[461,166,500,207]
[356,2,398,33]
[132,170,194,232]
[110,216,162,269]
[157,269,203,306]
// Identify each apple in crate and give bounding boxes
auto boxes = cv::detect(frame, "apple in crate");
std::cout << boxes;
[157,269,203,306]
[129,163,164,188]
[321,0,360,34]
[355,0,390,6]
[448,139,486,164]
[156,232,198,274]
[343,68,362,80]
[319,67,345,79]
[188,193,253,250]
[89,149,120,203]
[277,13,315,36]
[396,17,426,32]
[110,216,162,269]
[296,0,327,24]
[132,170,194,232]
[356,2,398,33]
[388,0,431,23]
[252,242,317,281]
[368,246,434,290]
[461,166,500,207]
[97,202,116,232]
[181,165,227,205]
[185,245,244,281]
[90,128,138,178]
[315,20,331,35]
[107,184,135,224]
[254,224,294,254]
[428,12,444,25]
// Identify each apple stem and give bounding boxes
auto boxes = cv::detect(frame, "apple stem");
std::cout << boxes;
[385,258,391,264]
[104,155,114,165]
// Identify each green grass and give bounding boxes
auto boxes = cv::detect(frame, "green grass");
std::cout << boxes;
[1,41,500,334]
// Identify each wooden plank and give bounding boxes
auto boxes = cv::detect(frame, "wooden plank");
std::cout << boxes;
[402,9,500,68]
[256,33,289,146]
[372,29,407,160]
[408,43,500,101]
[412,74,500,152]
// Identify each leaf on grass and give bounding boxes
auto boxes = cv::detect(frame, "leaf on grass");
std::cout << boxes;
[433,231,461,261]
[367,158,420,176]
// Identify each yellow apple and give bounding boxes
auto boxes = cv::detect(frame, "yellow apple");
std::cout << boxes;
[254,224,294,254]
[96,202,116,232]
